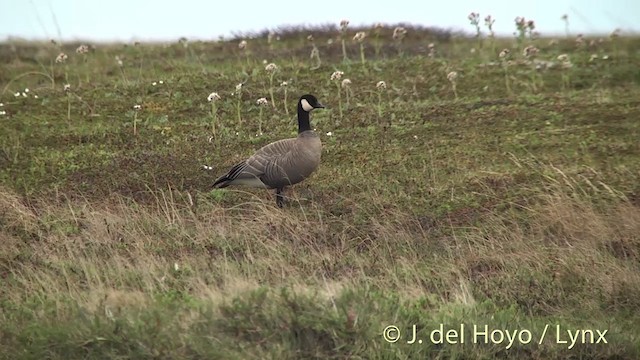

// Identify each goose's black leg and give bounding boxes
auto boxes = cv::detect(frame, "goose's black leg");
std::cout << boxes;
[275,188,284,208]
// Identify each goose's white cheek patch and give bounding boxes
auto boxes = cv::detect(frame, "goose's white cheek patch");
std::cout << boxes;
[301,99,314,112]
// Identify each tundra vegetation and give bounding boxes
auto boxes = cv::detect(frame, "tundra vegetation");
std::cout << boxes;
[1,18,639,359]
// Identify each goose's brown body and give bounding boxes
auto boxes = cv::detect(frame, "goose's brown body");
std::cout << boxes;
[213,131,321,189]
[212,94,325,207]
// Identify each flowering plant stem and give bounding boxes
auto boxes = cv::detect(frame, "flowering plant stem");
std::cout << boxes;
[268,73,276,109]
[236,90,242,125]
[335,83,343,119]
[210,102,218,138]
[359,43,367,72]
[133,111,138,136]
[377,90,384,123]
[283,88,289,116]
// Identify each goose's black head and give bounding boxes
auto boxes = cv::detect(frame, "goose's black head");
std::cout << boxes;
[298,94,325,113]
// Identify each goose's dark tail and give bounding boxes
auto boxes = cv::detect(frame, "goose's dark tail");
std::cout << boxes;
[212,161,247,189]
[212,175,231,188]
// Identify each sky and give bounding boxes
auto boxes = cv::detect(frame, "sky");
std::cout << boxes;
[0,0,638,42]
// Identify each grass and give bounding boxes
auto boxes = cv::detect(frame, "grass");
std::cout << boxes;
[1,24,640,359]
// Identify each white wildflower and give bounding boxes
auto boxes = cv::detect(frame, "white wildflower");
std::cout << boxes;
[499,49,510,58]
[256,97,268,106]
[353,32,366,42]
[341,78,352,88]
[24,88,30,93]
[174,262,179,271]
[0,103,3,107]
[589,54,599,62]
[330,70,344,81]
[340,19,349,31]
[392,27,407,40]
[207,92,221,102]
[63,84,71,92]
[14,92,20,97]
[203,165,213,170]
[238,40,247,50]
[280,81,288,87]
[75,44,89,54]
[557,54,569,62]
[21,92,27,97]
[152,81,157,86]
[235,83,243,92]
[376,81,387,89]
[523,45,539,58]
[55,52,68,63]
[447,71,458,82]
[0,110,6,116]
[133,104,142,110]
[115,55,123,67]
[159,80,164,84]
[265,63,278,72]
[326,131,333,136]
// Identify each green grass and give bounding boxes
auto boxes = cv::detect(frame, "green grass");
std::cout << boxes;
[1,25,640,359]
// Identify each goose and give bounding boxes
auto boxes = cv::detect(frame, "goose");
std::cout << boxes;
[212,94,325,207]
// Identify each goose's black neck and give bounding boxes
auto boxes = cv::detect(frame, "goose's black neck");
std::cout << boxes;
[297,104,311,133]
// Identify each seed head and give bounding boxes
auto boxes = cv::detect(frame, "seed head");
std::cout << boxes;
[341,78,352,88]
[238,40,247,50]
[610,28,621,39]
[330,70,344,81]
[499,48,510,59]
[527,20,535,30]
[115,55,123,67]
[523,45,539,58]
[307,34,314,42]
[353,32,366,43]
[280,81,288,87]
[265,63,278,73]
[376,81,387,90]
[561,60,573,69]
[374,22,384,29]
[468,12,480,26]
[55,52,68,63]
[392,27,407,40]
[310,47,319,59]
[75,44,90,54]
[340,19,349,31]
[557,54,569,62]
[256,97,269,106]
[326,131,333,136]
[484,15,495,27]
[207,92,221,102]
[63,84,71,92]
[447,71,458,83]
